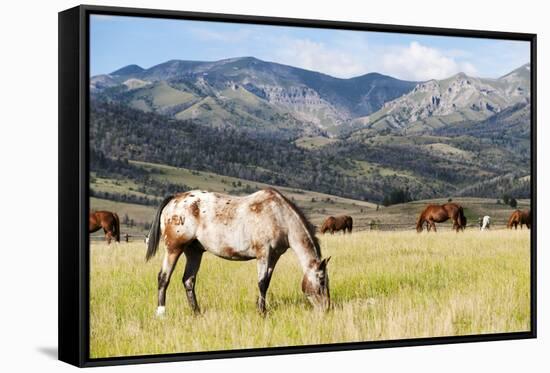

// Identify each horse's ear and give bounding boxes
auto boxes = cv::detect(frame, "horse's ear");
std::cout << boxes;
[320,256,331,269]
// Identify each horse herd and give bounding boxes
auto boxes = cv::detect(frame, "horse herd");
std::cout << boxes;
[89,188,531,315]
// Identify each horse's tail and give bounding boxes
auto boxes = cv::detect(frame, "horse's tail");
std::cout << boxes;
[146,195,174,261]
[348,216,353,233]
[457,206,466,230]
[113,213,121,242]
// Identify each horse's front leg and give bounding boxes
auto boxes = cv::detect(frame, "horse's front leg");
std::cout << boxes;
[156,247,183,317]
[256,257,270,314]
[182,242,204,315]
[256,252,280,315]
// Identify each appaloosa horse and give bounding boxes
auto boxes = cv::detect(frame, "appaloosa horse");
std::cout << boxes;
[507,209,531,229]
[89,210,120,244]
[320,215,353,234]
[416,203,467,232]
[146,188,331,316]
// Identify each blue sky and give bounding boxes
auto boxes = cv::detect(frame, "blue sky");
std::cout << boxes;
[90,15,530,81]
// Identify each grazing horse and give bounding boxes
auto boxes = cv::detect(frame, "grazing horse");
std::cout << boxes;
[481,215,491,231]
[146,188,331,316]
[416,203,467,232]
[89,210,120,244]
[507,209,531,229]
[320,215,353,234]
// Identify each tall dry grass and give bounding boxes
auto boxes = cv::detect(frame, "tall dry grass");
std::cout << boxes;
[90,229,530,358]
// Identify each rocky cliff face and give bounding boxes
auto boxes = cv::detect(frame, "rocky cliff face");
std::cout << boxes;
[364,65,530,131]
[257,85,349,126]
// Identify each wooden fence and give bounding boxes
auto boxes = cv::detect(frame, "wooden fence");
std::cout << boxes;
[90,221,518,242]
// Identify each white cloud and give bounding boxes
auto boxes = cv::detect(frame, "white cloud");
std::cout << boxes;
[272,37,370,78]
[188,27,254,43]
[265,37,478,81]
[179,26,482,81]
[379,42,477,81]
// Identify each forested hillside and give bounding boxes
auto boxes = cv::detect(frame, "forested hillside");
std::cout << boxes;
[90,99,530,203]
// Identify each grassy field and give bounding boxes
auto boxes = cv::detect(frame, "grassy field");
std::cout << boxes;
[91,160,529,236]
[91,160,376,234]
[90,229,530,358]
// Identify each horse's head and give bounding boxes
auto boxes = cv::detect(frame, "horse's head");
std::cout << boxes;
[302,257,331,311]
[416,218,424,233]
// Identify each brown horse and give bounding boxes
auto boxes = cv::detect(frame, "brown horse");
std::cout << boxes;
[507,209,531,229]
[320,215,353,234]
[416,203,467,232]
[146,188,330,316]
[89,210,120,244]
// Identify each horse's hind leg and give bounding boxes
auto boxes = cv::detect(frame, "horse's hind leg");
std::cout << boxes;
[102,227,111,245]
[182,241,204,314]
[156,246,183,317]
[453,219,459,232]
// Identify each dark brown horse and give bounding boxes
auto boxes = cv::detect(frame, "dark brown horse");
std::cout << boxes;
[507,209,531,229]
[89,210,120,244]
[416,203,467,232]
[320,215,353,234]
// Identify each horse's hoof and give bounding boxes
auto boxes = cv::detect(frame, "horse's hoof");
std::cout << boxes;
[155,306,166,318]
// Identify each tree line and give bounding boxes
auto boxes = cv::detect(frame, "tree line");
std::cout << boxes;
[89,99,530,204]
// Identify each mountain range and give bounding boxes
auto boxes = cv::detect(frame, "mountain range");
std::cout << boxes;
[90,57,531,201]
[91,57,417,137]
[91,57,530,140]
[354,64,530,135]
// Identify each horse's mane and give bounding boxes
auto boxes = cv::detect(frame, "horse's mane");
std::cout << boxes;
[268,188,322,258]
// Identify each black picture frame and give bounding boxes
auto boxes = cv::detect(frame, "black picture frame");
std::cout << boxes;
[58,4,537,367]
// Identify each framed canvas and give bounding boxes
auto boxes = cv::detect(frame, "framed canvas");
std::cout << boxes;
[58,4,537,367]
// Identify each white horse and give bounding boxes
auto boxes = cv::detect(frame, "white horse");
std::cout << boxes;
[481,215,491,231]
[146,188,331,316]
